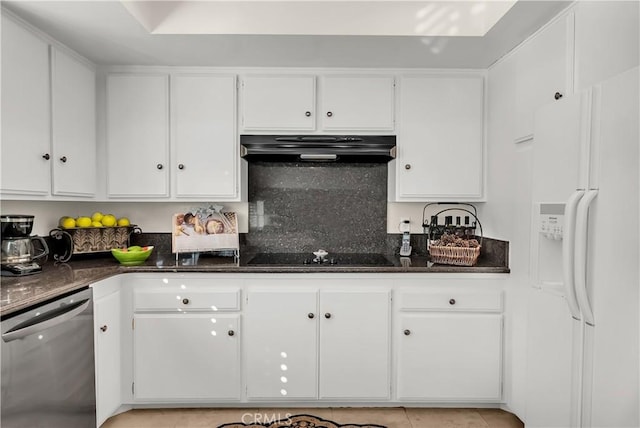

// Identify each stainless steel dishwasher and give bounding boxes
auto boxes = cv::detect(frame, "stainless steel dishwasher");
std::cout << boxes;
[1,287,96,428]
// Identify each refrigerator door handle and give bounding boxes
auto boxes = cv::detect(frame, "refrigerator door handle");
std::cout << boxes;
[562,190,585,320]
[574,189,598,326]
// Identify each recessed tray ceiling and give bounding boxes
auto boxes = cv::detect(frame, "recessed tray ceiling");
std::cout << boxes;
[121,1,516,36]
[2,0,571,68]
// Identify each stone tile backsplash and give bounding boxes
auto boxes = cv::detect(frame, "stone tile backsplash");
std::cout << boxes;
[245,162,388,253]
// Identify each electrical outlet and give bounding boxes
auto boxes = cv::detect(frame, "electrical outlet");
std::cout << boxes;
[399,218,411,233]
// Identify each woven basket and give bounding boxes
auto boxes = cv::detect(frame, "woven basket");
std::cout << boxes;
[429,244,481,266]
[49,225,141,262]
[425,206,483,267]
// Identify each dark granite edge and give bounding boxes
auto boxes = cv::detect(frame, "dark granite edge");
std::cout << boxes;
[1,252,509,317]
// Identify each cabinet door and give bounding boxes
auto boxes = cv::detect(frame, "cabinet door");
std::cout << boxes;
[1,15,51,195]
[321,75,395,130]
[319,290,390,399]
[245,290,318,399]
[94,290,121,427]
[398,313,502,401]
[514,14,572,142]
[241,75,315,131]
[51,47,96,197]
[134,313,240,401]
[172,74,237,199]
[107,74,169,197]
[396,75,484,201]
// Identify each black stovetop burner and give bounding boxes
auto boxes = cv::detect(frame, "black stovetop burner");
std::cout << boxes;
[247,252,394,267]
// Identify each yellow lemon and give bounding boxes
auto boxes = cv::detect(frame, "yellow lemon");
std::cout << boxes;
[117,217,130,227]
[91,212,104,222]
[91,221,103,228]
[61,217,76,229]
[76,217,92,228]
[101,214,117,227]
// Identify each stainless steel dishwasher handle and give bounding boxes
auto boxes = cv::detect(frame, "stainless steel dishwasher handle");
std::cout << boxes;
[2,299,90,342]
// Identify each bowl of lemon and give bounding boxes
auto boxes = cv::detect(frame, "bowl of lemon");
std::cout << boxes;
[111,246,153,266]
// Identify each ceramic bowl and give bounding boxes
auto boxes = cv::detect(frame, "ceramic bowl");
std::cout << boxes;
[111,246,153,266]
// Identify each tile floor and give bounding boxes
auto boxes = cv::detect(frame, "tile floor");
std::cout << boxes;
[102,407,524,428]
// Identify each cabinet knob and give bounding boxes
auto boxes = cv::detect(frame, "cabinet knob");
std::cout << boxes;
[554,92,563,100]
[60,156,67,163]
[178,164,185,170]
[100,325,108,332]
[324,313,332,319]
[157,164,163,170]
[228,330,235,337]
[182,298,190,305]
[305,111,311,117]
[405,164,411,170]
[308,313,315,319]
[449,298,456,305]
[42,153,50,160]
[326,111,333,117]
[404,329,411,336]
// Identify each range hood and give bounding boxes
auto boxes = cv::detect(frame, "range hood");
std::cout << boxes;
[240,135,396,162]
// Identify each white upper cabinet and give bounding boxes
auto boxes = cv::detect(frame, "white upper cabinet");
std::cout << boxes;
[241,74,395,132]
[1,14,96,198]
[107,73,170,198]
[320,75,395,131]
[172,74,238,199]
[241,75,316,131]
[513,13,573,143]
[1,14,51,196]
[51,47,96,197]
[107,72,240,200]
[394,74,484,201]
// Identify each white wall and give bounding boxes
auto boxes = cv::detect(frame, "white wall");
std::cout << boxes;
[0,200,249,236]
[3,198,452,237]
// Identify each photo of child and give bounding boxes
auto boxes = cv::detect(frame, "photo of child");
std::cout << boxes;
[172,210,239,253]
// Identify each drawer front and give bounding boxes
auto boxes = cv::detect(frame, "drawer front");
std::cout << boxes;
[398,291,502,312]
[134,286,240,311]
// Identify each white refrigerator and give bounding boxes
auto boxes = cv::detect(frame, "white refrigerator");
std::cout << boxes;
[525,66,639,428]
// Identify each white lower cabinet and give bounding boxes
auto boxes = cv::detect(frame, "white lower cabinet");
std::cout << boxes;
[134,313,241,401]
[396,289,503,402]
[95,273,504,418]
[398,313,502,401]
[245,287,391,401]
[245,290,319,400]
[319,291,390,399]
[131,278,242,402]
[92,277,123,428]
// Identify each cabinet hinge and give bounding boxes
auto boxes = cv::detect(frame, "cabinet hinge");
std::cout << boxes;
[132,382,135,395]
[132,318,135,330]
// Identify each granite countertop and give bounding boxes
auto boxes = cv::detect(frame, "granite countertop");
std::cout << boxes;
[1,252,509,318]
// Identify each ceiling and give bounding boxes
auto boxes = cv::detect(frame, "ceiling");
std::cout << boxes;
[120,1,517,36]
[2,0,571,68]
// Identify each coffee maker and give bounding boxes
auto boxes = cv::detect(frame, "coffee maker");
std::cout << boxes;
[1,215,49,275]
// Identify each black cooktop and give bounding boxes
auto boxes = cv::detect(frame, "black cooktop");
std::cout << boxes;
[247,253,394,267]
